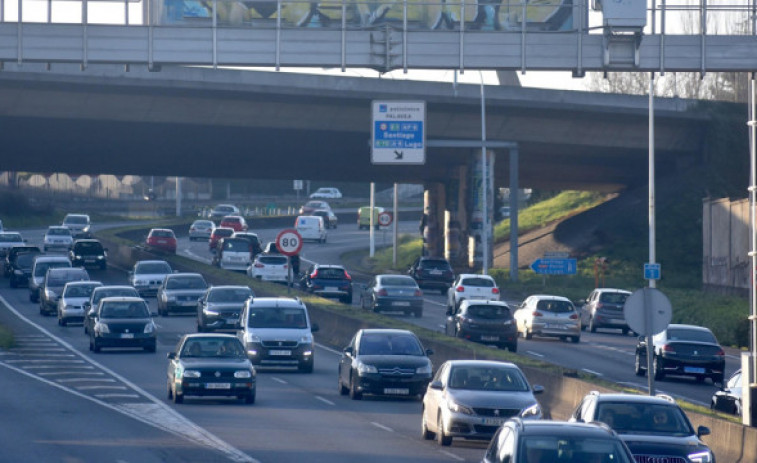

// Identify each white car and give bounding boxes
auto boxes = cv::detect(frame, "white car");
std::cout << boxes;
[0,232,24,258]
[294,215,327,243]
[210,204,240,219]
[44,226,74,252]
[447,273,500,311]
[129,260,173,297]
[513,294,581,343]
[247,254,289,283]
[62,214,91,238]
[310,187,342,199]
[57,281,103,326]
[217,237,253,272]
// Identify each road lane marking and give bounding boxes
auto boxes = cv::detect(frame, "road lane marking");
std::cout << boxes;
[526,351,544,358]
[94,393,142,399]
[271,377,288,385]
[581,369,603,376]
[439,450,465,461]
[57,378,117,383]
[77,385,129,390]
[39,371,104,376]
[315,396,335,406]
[371,422,394,432]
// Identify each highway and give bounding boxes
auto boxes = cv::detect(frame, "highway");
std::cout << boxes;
[0,220,741,462]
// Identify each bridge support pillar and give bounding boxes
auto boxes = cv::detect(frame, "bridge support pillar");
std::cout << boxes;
[468,150,495,270]
[421,184,445,258]
[444,165,468,268]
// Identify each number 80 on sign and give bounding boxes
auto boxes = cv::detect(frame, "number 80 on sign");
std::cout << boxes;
[275,229,303,256]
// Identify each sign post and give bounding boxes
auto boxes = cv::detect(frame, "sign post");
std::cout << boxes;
[275,229,303,293]
[371,101,426,165]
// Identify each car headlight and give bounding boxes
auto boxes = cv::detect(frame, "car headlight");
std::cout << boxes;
[144,322,155,334]
[204,309,220,315]
[234,370,252,379]
[14,269,23,275]
[357,361,378,375]
[97,255,104,260]
[134,279,146,286]
[416,364,432,374]
[687,450,713,463]
[299,335,313,344]
[166,296,177,302]
[45,289,57,299]
[94,322,110,334]
[183,370,201,378]
[520,403,542,419]
[75,255,83,260]
[447,398,474,415]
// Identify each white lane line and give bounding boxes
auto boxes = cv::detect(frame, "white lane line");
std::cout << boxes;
[371,422,394,433]
[424,299,447,307]
[22,365,94,370]
[439,450,465,461]
[95,394,142,399]
[7,359,85,363]
[57,378,117,383]
[77,385,129,391]
[12,354,76,358]
[526,351,544,358]
[271,377,288,385]
[317,343,342,355]
[581,369,603,376]
[38,371,105,376]
[182,249,213,265]
[315,396,335,406]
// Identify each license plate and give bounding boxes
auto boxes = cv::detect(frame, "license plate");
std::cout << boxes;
[325,287,337,292]
[546,324,566,329]
[121,333,134,339]
[684,366,706,374]
[206,383,231,389]
[393,301,410,307]
[481,335,500,341]
[225,318,238,324]
[430,269,442,275]
[482,417,506,426]
[269,350,291,356]
[384,388,409,395]
[85,259,96,263]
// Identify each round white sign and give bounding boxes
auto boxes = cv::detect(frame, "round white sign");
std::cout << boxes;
[275,229,303,256]
[623,287,673,336]
[378,211,393,227]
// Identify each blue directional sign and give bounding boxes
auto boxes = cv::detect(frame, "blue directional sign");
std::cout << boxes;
[644,263,661,280]
[530,258,577,275]
[371,101,426,165]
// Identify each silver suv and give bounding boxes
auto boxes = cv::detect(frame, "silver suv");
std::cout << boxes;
[579,288,632,335]
[29,255,72,303]
[236,297,319,373]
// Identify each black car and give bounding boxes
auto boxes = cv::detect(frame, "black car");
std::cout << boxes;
[570,392,714,463]
[157,273,209,316]
[84,285,140,335]
[7,247,42,288]
[337,328,433,400]
[299,264,352,304]
[167,333,256,404]
[483,418,636,463]
[4,244,41,277]
[634,323,726,384]
[197,285,254,332]
[69,239,108,270]
[711,369,743,415]
[407,256,455,295]
[89,296,157,353]
[445,300,517,352]
[39,267,90,316]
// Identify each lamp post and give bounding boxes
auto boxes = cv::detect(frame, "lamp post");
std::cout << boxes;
[480,71,488,275]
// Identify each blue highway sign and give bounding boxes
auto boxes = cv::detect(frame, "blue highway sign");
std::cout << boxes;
[530,258,577,275]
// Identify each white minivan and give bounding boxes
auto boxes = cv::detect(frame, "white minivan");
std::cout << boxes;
[295,216,327,243]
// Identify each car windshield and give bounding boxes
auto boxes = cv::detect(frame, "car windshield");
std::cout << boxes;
[64,284,98,298]
[136,262,171,274]
[448,366,529,391]
[536,299,574,313]
[466,305,512,319]
[193,221,213,228]
[48,273,86,287]
[420,259,451,270]
[93,288,138,305]
[150,230,174,238]
[215,229,234,238]
[166,276,207,290]
[314,268,347,279]
[34,261,70,277]
[380,277,417,287]
[0,234,22,243]
[222,239,249,251]
[259,256,287,265]
[180,337,246,358]
[48,228,71,236]
[460,277,495,287]
[519,436,633,463]
[64,216,88,224]
[16,253,37,268]
[359,333,424,356]
[100,301,150,318]
[667,328,718,343]
[208,288,253,303]
[599,292,629,304]
[595,403,694,436]
[75,242,103,253]
[247,307,308,329]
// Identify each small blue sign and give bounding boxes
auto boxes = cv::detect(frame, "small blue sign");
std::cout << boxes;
[530,258,577,275]
[644,263,661,280]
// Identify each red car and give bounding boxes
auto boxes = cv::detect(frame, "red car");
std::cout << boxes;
[219,215,248,232]
[145,228,177,254]
[209,227,235,251]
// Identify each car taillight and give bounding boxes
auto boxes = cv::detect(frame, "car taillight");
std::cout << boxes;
[456,286,465,292]
[532,311,543,317]
[716,348,725,357]
[310,270,319,279]
[378,289,388,296]
[569,313,579,320]
[492,288,500,294]
[254,263,264,268]
[415,289,422,297]
[662,344,676,353]
[344,271,352,281]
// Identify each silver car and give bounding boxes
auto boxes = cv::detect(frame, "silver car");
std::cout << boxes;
[129,260,173,297]
[197,285,254,332]
[29,255,72,303]
[57,281,102,326]
[62,214,91,238]
[422,360,544,446]
[157,272,208,316]
[43,226,74,252]
[0,232,24,258]
[189,220,216,241]
[514,294,581,343]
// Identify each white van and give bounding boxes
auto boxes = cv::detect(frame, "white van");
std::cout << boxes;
[295,215,327,243]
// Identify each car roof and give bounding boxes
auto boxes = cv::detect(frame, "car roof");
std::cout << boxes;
[47,225,69,230]
[594,288,632,294]
[590,392,678,406]
[64,280,101,286]
[94,285,137,291]
[666,324,713,332]
[34,255,71,263]
[149,228,174,233]
[458,273,494,279]
[73,239,101,244]
[460,300,509,308]
[444,359,519,369]
[359,328,417,336]
[64,213,89,218]
[246,297,304,308]
[313,264,345,269]
[136,259,170,265]
[167,272,204,278]
[528,294,572,302]
[516,420,617,438]
[208,285,253,291]
[221,215,243,220]
[100,296,146,303]
[182,332,239,340]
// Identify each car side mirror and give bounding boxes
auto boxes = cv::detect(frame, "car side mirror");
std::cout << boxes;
[445,308,453,316]
[425,348,434,356]
[697,425,711,437]
[167,352,176,360]
[311,323,320,333]
[532,384,545,394]
[429,380,443,390]
[343,346,353,355]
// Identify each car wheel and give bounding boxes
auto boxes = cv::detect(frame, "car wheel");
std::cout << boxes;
[653,355,665,380]
[173,387,183,404]
[244,391,256,405]
[695,375,705,383]
[145,343,157,353]
[299,361,314,373]
[570,336,580,343]
[506,342,517,353]
[60,317,67,327]
[622,327,630,336]
[436,414,452,446]
[167,380,173,400]
[10,278,17,288]
[349,374,362,400]
[713,373,724,385]
[340,295,351,304]
[338,375,349,396]
[100,262,107,270]
[524,327,533,340]
[84,324,88,335]
[421,409,434,440]
[589,316,597,333]
[634,352,646,376]
[92,338,101,353]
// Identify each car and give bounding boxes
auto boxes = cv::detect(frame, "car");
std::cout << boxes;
[360,274,423,317]
[247,253,289,283]
[209,204,240,219]
[357,206,385,230]
[84,285,140,334]
[421,360,543,446]
[570,391,714,463]
[299,200,331,215]
[0,232,25,258]
[337,328,433,400]
[312,209,338,229]
[219,215,248,232]
[39,267,90,316]
[188,220,216,241]
[579,288,632,335]
[236,296,319,372]
[167,333,256,404]
[446,273,500,311]
[62,213,91,238]
[89,296,157,353]
[408,256,455,295]
[309,187,342,199]
[514,295,581,343]
[56,280,102,326]
[262,241,300,275]
[4,244,40,277]
[299,264,352,303]
[197,285,254,332]
[482,419,636,463]
[231,232,263,258]
[157,272,209,316]
[209,227,234,251]
[29,255,72,303]
[43,225,74,252]
[69,239,108,270]
[711,369,743,415]
[145,228,177,254]
[213,237,254,272]
[6,246,42,287]
[294,215,327,243]
[445,300,518,351]
[634,323,726,384]
[128,259,173,297]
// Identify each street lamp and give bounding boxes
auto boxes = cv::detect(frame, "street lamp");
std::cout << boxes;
[480,71,488,275]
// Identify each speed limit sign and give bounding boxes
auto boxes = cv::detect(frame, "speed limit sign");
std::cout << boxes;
[275,229,303,256]
[378,211,393,227]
